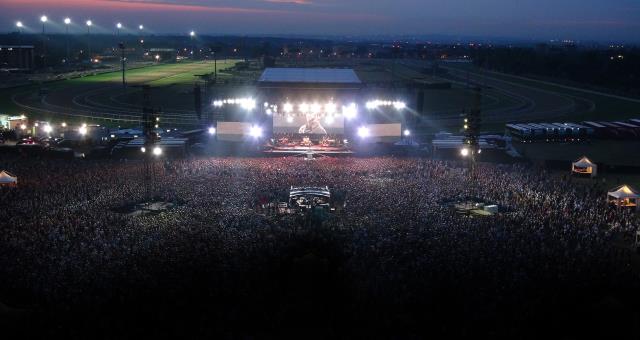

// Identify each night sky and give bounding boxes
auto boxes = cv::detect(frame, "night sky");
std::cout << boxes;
[2,0,640,42]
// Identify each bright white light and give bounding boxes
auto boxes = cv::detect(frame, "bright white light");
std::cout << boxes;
[139,25,144,30]
[266,109,272,115]
[116,23,122,29]
[460,148,470,157]
[79,126,87,135]
[16,21,23,28]
[299,103,309,113]
[393,101,406,110]
[152,146,162,156]
[213,100,223,107]
[155,54,160,60]
[208,127,216,135]
[286,116,293,123]
[64,18,71,25]
[249,125,262,138]
[343,103,358,120]
[325,102,337,114]
[403,129,411,136]
[20,124,27,130]
[311,103,321,114]
[283,102,293,113]
[43,125,52,133]
[40,16,48,23]
[325,115,335,124]
[61,122,67,127]
[86,20,92,27]
[264,102,269,107]
[357,126,369,138]
[190,31,196,37]
[140,147,146,153]
[242,98,256,111]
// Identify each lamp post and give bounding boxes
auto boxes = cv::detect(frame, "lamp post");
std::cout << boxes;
[64,18,71,63]
[16,21,23,34]
[190,31,196,58]
[40,16,48,67]
[86,20,92,61]
[116,22,122,36]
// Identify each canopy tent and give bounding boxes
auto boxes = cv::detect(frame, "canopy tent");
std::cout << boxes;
[0,170,17,187]
[572,156,597,177]
[608,185,639,210]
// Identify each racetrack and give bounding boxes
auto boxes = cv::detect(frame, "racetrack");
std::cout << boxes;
[8,60,240,127]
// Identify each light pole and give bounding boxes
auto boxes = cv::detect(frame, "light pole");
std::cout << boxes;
[190,31,196,59]
[86,20,92,61]
[16,21,23,34]
[116,22,122,36]
[64,18,71,63]
[40,16,48,67]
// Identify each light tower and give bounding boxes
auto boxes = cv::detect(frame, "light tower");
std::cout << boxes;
[86,20,93,61]
[116,22,122,36]
[40,16,48,67]
[64,18,71,63]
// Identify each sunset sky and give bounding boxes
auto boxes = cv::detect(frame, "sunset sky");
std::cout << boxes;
[2,0,640,42]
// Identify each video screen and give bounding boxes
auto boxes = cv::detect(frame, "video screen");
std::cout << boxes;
[274,113,344,135]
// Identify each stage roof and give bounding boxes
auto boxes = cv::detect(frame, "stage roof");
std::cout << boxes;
[258,68,361,85]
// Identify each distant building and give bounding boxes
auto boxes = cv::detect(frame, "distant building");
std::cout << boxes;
[0,45,34,71]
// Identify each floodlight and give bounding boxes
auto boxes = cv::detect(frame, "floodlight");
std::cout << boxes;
[325,115,335,124]
[86,20,92,27]
[286,116,293,123]
[16,21,23,28]
[20,124,27,130]
[283,102,293,113]
[357,126,369,138]
[460,148,470,157]
[64,18,71,25]
[190,31,196,37]
[208,127,216,135]
[311,103,321,114]
[299,103,309,113]
[40,16,48,23]
[325,102,337,114]
[43,125,52,133]
[117,23,122,29]
[393,101,406,110]
[152,146,162,156]
[249,125,262,138]
[79,126,87,135]
[141,147,146,153]
[139,25,144,30]
[343,103,357,120]
[403,129,411,136]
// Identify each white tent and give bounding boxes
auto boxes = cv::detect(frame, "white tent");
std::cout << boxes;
[0,171,17,187]
[607,185,639,210]
[572,156,597,177]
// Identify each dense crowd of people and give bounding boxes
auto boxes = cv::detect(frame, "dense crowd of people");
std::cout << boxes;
[0,155,639,338]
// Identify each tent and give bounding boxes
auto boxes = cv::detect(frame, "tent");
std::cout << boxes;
[572,156,597,177]
[607,185,639,210]
[0,171,17,188]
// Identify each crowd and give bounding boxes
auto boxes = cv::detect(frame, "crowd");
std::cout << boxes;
[0,155,639,338]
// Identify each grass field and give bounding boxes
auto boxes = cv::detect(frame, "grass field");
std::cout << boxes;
[0,60,240,127]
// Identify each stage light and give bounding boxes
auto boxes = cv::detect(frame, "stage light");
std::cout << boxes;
[16,21,23,28]
[286,116,293,123]
[266,109,272,115]
[64,18,71,25]
[404,129,411,136]
[140,147,146,153]
[311,103,321,114]
[264,102,269,107]
[249,125,262,138]
[40,16,48,23]
[393,101,406,110]
[460,148,470,157]
[242,98,256,111]
[152,146,162,156]
[283,102,293,113]
[358,126,369,138]
[325,115,335,124]
[43,125,52,133]
[343,103,357,120]
[299,103,309,113]
[325,102,337,114]
[208,127,216,135]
